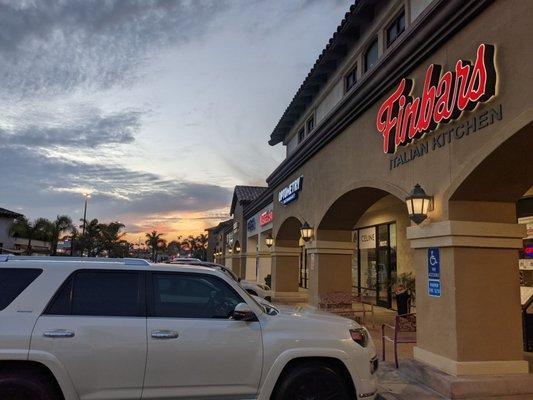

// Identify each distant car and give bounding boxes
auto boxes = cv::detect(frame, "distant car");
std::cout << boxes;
[0,255,378,400]
[170,260,272,302]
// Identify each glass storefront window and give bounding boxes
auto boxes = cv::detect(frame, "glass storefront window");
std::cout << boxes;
[353,222,397,308]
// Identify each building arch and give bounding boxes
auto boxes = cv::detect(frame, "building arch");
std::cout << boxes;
[275,216,303,246]
[316,180,408,238]
[444,110,533,214]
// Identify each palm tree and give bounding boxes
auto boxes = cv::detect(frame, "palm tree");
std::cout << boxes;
[195,233,209,261]
[145,231,166,262]
[9,216,52,255]
[49,215,73,256]
[79,218,102,256]
[69,226,79,256]
[99,222,127,257]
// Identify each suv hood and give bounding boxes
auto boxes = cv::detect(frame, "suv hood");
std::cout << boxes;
[274,303,362,329]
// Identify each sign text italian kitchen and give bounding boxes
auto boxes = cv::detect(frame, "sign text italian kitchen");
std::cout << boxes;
[376,43,497,154]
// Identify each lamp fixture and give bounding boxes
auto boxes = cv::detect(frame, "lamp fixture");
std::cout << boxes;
[300,221,314,242]
[265,234,274,248]
[405,183,433,224]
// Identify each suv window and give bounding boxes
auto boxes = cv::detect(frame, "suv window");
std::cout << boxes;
[46,270,145,317]
[0,268,42,310]
[150,273,243,319]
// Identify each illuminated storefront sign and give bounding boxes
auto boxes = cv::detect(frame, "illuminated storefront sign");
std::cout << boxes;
[376,43,497,154]
[278,176,303,205]
[260,209,273,226]
[247,218,256,232]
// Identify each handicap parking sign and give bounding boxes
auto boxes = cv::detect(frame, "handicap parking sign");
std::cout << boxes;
[428,279,441,297]
[428,247,440,279]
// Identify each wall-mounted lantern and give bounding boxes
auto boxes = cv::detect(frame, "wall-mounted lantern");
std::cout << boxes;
[265,235,274,248]
[235,244,241,253]
[405,183,433,224]
[300,221,314,242]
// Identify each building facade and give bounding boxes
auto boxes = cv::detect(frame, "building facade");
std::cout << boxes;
[207,0,533,392]
[0,207,22,253]
[269,0,533,382]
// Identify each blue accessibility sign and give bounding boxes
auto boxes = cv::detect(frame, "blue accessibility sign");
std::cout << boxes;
[427,247,440,280]
[428,279,441,297]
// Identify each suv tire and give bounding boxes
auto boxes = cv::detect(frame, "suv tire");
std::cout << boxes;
[274,361,351,400]
[0,370,59,400]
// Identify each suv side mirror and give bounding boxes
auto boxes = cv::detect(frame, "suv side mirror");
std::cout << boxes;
[232,302,256,321]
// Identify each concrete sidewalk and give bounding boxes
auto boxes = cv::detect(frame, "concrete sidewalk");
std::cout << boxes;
[376,362,446,400]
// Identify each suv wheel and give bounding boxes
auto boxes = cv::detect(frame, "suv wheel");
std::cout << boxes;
[0,370,59,400]
[274,361,351,400]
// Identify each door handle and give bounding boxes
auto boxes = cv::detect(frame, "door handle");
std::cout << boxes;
[43,329,75,338]
[151,330,179,339]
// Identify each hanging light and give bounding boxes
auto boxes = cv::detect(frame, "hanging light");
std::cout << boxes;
[405,183,433,224]
[235,244,241,253]
[300,221,314,242]
[265,234,274,248]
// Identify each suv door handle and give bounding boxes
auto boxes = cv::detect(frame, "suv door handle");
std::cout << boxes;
[43,329,75,338]
[151,330,179,339]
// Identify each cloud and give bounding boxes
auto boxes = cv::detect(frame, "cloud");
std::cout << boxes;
[0,0,228,97]
[0,109,141,148]
[0,145,232,223]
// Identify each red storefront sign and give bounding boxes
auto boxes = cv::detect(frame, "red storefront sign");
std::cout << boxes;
[376,43,497,154]
[260,210,273,226]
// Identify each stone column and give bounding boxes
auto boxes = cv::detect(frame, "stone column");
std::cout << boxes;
[306,240,354,306]
[270,245,301,302]
[257,233,272,286]
[407,220,528,376]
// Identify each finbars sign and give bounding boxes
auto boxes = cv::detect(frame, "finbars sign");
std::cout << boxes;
[376,43,497,154]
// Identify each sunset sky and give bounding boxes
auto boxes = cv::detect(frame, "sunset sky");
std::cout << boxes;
[0,0,352,241]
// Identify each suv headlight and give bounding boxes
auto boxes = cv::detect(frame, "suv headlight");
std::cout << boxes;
[349,328,368,347]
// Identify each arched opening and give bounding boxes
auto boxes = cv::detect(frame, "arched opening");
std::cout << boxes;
[270,217,307,301]
[314,187,411,309]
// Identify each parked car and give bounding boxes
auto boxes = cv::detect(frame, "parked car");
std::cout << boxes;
[0,255,378,400]
[170,260,273,301]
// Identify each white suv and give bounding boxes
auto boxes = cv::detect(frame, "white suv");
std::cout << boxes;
[0,256,378,400]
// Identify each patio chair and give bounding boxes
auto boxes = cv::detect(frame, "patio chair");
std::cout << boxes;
[381,313,417,368]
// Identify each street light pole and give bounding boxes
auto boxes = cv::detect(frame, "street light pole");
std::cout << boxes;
[82,193,91,236]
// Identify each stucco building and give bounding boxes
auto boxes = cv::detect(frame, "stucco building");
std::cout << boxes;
[0,207,22,253]
[208,0,533,395]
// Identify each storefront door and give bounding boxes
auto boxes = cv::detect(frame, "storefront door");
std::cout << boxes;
[354,223,397,308]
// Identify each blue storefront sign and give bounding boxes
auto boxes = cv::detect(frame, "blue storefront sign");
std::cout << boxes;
[247,217,256,232]
[428,280,441,297]
[278,176,303,205]
[428,247,440,279]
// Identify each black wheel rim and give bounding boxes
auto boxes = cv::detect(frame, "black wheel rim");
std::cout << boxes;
[293,378,343,400]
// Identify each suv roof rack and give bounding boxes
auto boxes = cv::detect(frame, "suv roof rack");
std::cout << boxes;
[0,255,150,266]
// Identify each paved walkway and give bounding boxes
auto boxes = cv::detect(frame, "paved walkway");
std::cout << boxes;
[376,362,446,400]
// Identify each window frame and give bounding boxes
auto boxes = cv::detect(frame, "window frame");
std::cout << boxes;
[43,269,146,317]
[344,65,358,93]
[297,126,305,144]
[146,271,246,320]
[386,10,405,48]
[364,38,379,73]
[306,114,315,135]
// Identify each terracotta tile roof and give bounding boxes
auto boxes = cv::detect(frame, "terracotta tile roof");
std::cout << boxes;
[230,186,267,215]
[269,0,374,145]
